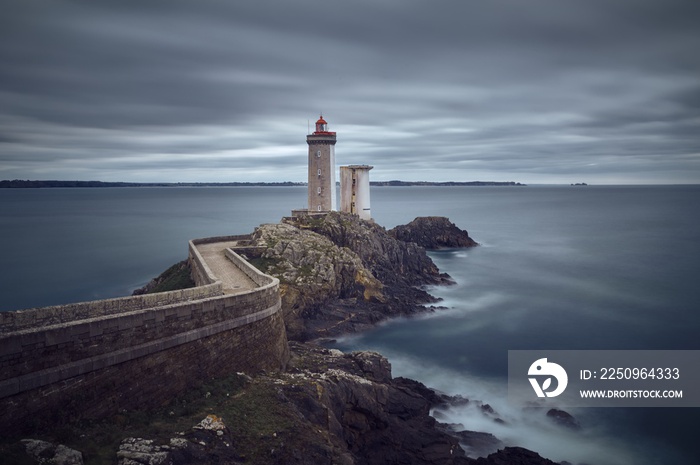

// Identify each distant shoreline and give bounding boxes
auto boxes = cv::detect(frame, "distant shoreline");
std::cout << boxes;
[0,180,526,188]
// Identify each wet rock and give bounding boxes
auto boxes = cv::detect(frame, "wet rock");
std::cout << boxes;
[389,217,478,249]
[451,430,504,458]
[546,408,581,430]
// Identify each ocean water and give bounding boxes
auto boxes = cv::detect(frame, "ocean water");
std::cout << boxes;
[0,187,307,311]
[1,185,699,464]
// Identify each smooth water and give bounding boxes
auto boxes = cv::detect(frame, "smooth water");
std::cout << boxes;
[0,187,306,310]
[343,185,700,465]
[1,185,698,464]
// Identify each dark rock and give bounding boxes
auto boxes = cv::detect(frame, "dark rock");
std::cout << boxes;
[546,408,581,430]
[393,376,449,408]
[474,446,561,465]
[389,217,478,249]
[450,430,504,458]
[480,404,495,415]
[279,343,470,464]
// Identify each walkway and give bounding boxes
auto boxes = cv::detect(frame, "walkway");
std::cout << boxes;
[194,241,257,294]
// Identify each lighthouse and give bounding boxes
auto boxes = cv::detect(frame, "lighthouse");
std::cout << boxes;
[306,115,337,213]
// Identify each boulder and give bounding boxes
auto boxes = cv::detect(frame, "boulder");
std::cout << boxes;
[448,430,504,458]
[546,408,581,430]
[389,217,478,249]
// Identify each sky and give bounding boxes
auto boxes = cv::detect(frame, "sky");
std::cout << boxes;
[1,0,699,185]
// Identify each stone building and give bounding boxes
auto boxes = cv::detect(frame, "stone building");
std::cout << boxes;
[339,165,373,221]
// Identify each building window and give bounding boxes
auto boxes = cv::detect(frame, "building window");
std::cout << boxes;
[317,169,321,176]
[317,187,321,194]
[316,150,321,158]
[317,205,322,211]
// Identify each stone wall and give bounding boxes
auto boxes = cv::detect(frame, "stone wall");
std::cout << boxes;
[0,284,222,334]
[0,236,289,434]
[0,309,289,433]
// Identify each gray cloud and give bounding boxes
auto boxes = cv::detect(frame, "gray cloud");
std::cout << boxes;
[0,0,698,184]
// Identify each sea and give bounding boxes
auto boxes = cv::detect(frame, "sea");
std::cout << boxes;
[1,185,698,465]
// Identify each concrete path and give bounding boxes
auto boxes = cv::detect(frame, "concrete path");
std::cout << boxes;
[195,241,257,294]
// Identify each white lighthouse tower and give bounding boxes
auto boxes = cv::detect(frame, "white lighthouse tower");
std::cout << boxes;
[306,115,337,213]
[340,165,373,221]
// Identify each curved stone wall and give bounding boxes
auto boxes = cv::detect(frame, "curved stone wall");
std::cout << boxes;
[0,235,289,434]
[0,283,223,334]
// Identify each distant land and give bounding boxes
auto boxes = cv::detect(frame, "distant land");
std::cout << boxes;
[0,180,525,188]
[370,180,525,187]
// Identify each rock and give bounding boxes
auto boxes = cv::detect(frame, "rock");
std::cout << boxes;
[194,414,227,433]
[21,439,55,461]
[257,212,456,340]
[21,439,84,465]
[116,438,171,465]
[294,212,449,288]
[249,221,386,340]
[52,446,84,465]
[117,416,242,465]
[393,376,451,408]
[389,217,478,249]
[279,342,470,464]
[47,341,564,465]
[546,408,581,430]
[449,430,504,458]
[473,446,561,465]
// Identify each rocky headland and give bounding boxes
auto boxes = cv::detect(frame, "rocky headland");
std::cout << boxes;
[243,212,462,341]
[8,214,574,465]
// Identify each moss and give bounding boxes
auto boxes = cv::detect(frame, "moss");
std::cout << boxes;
[2,373,251,465]
[298,264,315,278]
[2,372,335,465]
[249,256,282,274]
[135,261,195,294]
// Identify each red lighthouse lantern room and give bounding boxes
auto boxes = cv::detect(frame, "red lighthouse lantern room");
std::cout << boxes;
[314,115,336,135]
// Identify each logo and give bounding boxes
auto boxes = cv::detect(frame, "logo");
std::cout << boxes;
[528,358,568,398]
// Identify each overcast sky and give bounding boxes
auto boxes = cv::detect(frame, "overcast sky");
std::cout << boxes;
[1,0,699,184]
